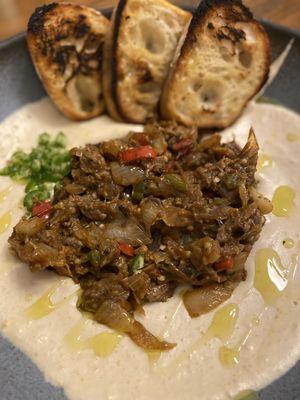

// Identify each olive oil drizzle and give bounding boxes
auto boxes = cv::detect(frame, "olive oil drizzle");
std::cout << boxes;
[25,281,77,320]
[0,211,12,234]
[64,318,122,358]
[257,153,273,171]
[272,185,296,217]
[158,303,239,373]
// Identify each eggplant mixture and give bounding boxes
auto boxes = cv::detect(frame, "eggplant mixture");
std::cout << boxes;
[9,122,272,350]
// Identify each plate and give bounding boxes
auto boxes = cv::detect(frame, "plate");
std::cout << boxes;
[0,7,299,400]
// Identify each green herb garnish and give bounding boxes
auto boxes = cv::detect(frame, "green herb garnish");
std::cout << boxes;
[0,132,71,211]
[129,254,145,274]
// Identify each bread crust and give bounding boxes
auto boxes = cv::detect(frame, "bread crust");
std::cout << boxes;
[27,2,109,121]
[102,0,127,122]
[160,0,271,128]
[103,0,191,124]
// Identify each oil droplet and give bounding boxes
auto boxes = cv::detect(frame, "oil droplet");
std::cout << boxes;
[287,133,299,142]
[148,350,161,364]
[65,318,122,358]
[283,238,295,249]
[272,186,296,217]
[161,304,239,372]
[26,282,61,319]
[25,281,75,319]
[64,318,85,350]
[207,303,239,341]
[0,211,12,234]
[85,332,122,357]
[219,345,240,367]
[254,248,287,305]
[257,153,273,171]
[234,390,259,400]
[0,187,12,203]
[219,315,259,368]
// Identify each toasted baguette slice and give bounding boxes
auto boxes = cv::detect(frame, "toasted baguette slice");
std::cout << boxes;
[103,0,191,123]
[27,3,109,121]
[160,0,270,128]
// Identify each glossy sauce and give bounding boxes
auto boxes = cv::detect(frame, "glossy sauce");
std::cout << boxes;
[0,211,12,234]
[272,186,296,217]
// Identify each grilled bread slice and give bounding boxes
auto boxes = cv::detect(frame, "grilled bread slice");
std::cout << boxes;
[160,0,270,128]
[27,3,109,121]
[103,0,191,123]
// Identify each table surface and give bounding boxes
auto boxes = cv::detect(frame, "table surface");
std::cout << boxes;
[0,0,299,41]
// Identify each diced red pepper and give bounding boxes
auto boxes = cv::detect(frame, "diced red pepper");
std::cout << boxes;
[32,201,52,220]
[119,145,157,163]
[119,241,135,257]
[214,256,234,271]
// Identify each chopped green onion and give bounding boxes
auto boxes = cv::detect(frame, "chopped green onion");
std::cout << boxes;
[88,250,101,268]
[129,254,144,274]
[0,132,70,212]
[38,133,51,146]
[53,132,67,148]
[164,174,187,192]
[132,182,145,201]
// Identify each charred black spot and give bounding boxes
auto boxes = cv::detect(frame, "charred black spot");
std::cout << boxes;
[181,0,253,58]
[28,3,58,34]
[53,48,70,73]
[217,25,246,43]
[140,69,153,83]
[55,32,67,41]
[74,16,90,39]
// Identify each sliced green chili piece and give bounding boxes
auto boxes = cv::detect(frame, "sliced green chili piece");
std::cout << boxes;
[129,254,145,274]
[132,182,145,201]
[164,174,187,192]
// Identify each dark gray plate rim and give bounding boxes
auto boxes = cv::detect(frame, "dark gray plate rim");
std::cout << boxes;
[0,7,299,400]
